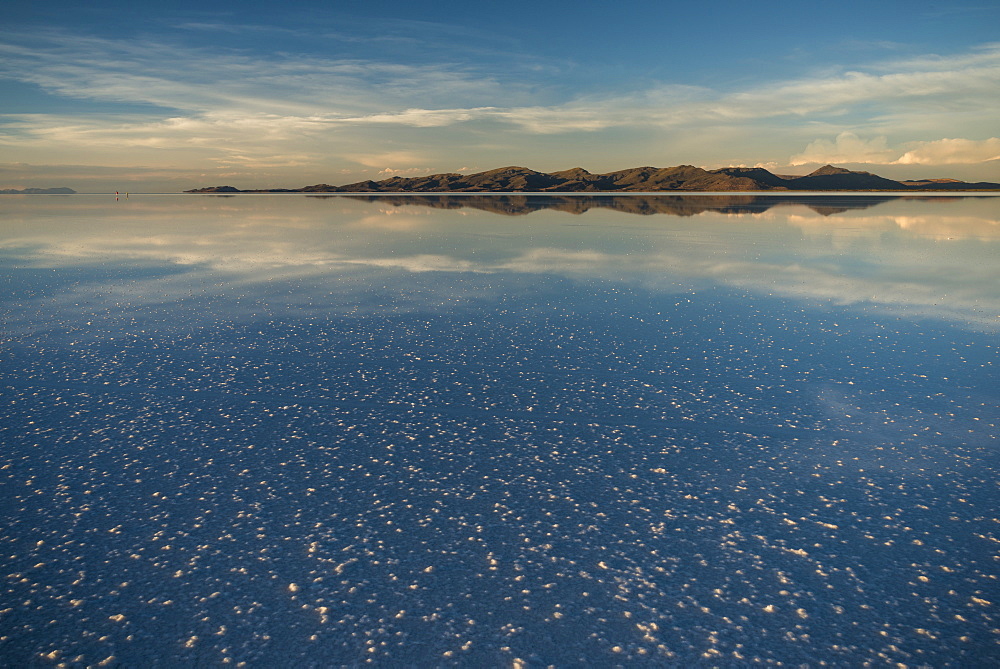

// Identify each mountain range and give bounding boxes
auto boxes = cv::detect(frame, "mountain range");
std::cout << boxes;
[186,165,1000,193]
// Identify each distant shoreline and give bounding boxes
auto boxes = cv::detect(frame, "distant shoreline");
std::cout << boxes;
[0,187,76,195]
[185,164,1000,194]
[182,189,1000,195]
[7,191,1000,196]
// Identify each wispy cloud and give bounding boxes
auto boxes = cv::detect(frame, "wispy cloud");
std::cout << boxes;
[1,30,998,185]
[4,31,996,127]
[0,31,518,116]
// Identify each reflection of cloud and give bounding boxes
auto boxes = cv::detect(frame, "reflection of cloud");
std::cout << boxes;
[496,248,617,273]
[475,244,997,330]
[786,212,1000,241]
[349,212,440,231]
[350,254,481,273]
[2,196,997,331]
[710,259,997,329]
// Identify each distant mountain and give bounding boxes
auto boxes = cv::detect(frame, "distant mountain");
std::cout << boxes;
[0,187,76,194]
[790,165,906,191]
[900,178,1000,190]
[185,165,1000,193]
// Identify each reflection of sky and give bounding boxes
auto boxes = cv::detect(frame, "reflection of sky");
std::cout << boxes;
[3,195,998,666]
[3,195,998,330]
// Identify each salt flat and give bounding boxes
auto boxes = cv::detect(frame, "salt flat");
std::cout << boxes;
[1,194,997,666]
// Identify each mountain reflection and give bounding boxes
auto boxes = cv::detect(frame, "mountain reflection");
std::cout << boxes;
[1,194,997,331]
[336,193,970,217]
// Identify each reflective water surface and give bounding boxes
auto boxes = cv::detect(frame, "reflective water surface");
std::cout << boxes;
[2,194,998,666]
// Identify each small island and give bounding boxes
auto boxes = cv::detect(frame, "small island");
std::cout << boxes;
[0,187,76,194]
[186,164,1000,194]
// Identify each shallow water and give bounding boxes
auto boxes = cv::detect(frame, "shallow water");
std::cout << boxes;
[1,193,998,666]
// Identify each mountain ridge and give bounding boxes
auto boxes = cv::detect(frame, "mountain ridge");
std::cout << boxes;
[186,164,1000,193]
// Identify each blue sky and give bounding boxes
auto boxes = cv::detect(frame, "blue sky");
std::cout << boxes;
[1,0,998,191]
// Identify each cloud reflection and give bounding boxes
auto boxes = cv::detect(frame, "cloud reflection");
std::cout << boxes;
[1,194,997,330]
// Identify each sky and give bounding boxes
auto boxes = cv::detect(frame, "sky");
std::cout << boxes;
[1,0,998,192]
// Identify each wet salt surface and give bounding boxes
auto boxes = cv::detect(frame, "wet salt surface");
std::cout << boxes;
[1,194,998,666]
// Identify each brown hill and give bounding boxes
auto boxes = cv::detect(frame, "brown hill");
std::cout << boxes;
[789,165,905,190]
[806,165,854,177]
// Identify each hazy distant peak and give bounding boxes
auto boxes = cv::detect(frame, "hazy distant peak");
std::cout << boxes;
[186,185,240,193]
[807,165,853,176]
[0,186,76,194]
[902,178,963,184]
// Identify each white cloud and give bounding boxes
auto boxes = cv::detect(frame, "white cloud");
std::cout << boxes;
[377,167,436,176]
[789,132,896,166]
[895,137,1000,165]
[346,151,430,169]
[342,107,496,128]
[1,29,999,187]
[789,133,1000,167]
